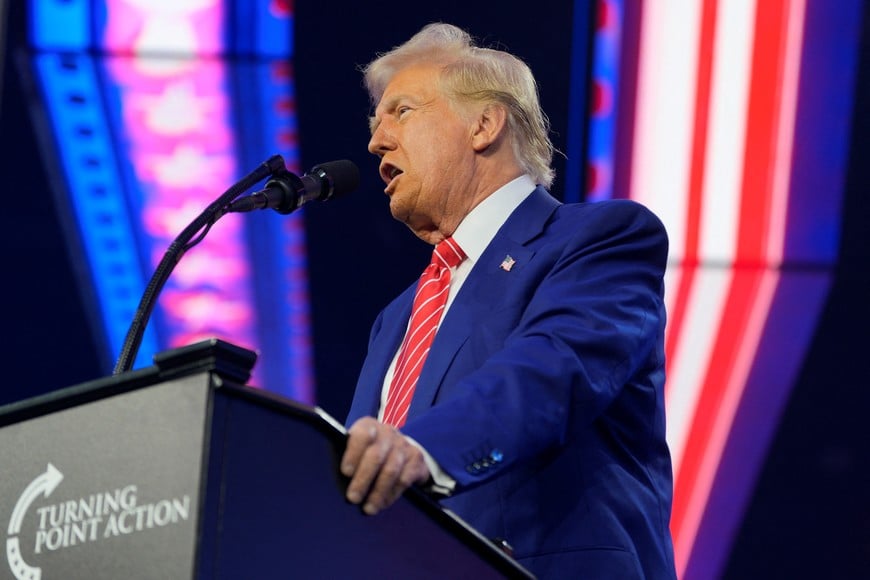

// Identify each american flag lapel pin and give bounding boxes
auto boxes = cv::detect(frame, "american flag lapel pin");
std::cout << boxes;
[499,255,516,272]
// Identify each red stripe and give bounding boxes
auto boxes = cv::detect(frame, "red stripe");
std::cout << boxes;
[671,267,765,541]
[736,0,789,265]
[683,0,719,266]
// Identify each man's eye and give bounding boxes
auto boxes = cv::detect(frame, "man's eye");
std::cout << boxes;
[397,106,411,117]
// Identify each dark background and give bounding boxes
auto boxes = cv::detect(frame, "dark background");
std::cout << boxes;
[1,1,869,577]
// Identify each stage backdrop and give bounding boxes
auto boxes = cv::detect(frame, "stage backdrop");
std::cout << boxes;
[2,1,868,578]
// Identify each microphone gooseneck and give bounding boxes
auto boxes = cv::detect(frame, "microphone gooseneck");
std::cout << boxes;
[227,159,360,214]
[113,155,358,376]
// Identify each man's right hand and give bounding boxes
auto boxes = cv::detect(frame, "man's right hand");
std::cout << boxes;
[341,417,431,515]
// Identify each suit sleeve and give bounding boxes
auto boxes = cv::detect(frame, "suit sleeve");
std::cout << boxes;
[402,200,669,490]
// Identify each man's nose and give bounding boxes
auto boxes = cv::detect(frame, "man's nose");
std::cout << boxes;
[368,122,395,156]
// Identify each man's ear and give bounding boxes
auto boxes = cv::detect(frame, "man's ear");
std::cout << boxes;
[471,104,509,152]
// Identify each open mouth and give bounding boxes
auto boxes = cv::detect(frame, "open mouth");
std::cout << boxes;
[380,163,403,187]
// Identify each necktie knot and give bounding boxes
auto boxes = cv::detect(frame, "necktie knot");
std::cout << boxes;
[432,237,466,270]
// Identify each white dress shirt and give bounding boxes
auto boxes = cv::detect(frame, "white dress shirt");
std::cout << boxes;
[378,174,537,491]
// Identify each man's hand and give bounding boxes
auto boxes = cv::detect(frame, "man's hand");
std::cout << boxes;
[341,417,431,515]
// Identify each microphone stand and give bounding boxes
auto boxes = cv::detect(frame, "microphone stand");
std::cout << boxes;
[112,154,287,376]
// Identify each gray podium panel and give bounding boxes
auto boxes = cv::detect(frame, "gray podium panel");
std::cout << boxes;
[0,374,212,579]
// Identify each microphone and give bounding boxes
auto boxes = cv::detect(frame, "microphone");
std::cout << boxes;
[228,159,360,214]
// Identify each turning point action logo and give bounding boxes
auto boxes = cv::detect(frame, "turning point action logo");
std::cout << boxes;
[6,464,191,580]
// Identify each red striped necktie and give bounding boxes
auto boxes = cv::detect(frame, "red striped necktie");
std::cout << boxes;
[382,237,466,427]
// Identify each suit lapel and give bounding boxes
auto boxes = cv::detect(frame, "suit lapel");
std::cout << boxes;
[346,285,414,423]
[406,187,561,420]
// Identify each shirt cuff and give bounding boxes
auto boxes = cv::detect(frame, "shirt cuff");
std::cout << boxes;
[405,436,456,496]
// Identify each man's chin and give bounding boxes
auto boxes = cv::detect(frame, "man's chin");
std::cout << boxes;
[388,200,406,222]
[404,221,442,245]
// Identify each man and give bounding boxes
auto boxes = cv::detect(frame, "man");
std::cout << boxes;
[340,23,676,578]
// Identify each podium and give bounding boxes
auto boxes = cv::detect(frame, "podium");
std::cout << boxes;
[0,340,532,579]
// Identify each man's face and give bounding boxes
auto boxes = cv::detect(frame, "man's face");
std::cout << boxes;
[368,64,478,244]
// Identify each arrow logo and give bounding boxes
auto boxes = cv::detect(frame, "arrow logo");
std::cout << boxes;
[6,464,64,580]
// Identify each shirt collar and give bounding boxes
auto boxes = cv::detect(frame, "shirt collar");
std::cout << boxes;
[451,175,536,264]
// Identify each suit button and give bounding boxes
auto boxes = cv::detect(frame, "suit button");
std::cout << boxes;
[490,449,504,463]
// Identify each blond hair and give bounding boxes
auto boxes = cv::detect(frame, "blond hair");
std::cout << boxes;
[363,23,555,188]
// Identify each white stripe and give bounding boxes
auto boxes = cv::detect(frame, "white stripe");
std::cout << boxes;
[698,0,757,264]
[384,376,413,423]
[395,324,439,376]
[396,356,429,401]
[410,282,450,316]
[630,0,703,263]
[404,305,445,346]
[665,266,732,476]
[391,337,419,387]
[436,238,464,266]
[390,332,417,387]
[385,361,425,424]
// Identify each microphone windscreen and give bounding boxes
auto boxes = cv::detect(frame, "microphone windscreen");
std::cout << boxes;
[311,160,360,199]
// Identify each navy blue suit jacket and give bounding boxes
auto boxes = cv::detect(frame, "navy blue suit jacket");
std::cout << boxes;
[347,187,676,578]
